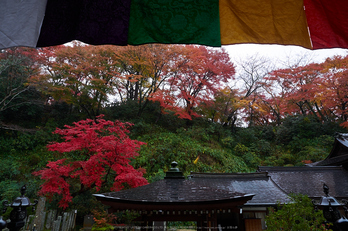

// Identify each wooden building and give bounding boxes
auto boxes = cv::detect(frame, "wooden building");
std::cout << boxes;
[94,133,348,231]
[94,162,290,231]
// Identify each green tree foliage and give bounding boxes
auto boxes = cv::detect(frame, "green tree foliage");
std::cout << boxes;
[233,143,262,169]
[0,126,58,215]
[266,194,331,231]
[275,115,342,145]
[134,127,250,182]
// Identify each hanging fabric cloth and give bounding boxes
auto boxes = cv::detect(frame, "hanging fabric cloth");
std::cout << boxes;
[1,0,347,50]
[304,0,348,49]
[127,0,221,47]
[0,0,47,49]
[37,0,132,47]
[219,0,312,49]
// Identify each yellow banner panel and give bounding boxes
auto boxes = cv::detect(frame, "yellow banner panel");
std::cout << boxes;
[220,0,312,49]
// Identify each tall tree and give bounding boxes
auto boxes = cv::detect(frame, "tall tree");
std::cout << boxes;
[198,87,247,130]
[111,44,179,116]
[0,47,41,113]
[320,55,348,126]
[37,44,236,122]
[0,47,46,128]
[265,63,322,120]
[156,46,235,120]
[38,43,117,119]
[264,55,348,126]
[221,55,272,127]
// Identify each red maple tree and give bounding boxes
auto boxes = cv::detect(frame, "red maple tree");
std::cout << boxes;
[262,55,348,127]
[150,45,235,120]
[33,115,148,209]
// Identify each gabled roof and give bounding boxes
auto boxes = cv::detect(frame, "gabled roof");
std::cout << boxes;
[315,133,348,168]
[190,172,290,206]
[258,166,348,199]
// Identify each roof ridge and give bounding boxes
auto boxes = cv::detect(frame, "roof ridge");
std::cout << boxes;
[190,172,268,178]
[258,166,343,171]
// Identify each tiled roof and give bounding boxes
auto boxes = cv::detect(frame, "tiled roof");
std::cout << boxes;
[258,166,348,198]
[190,172,290,205]
[95,171,293,207]
[96,163,348,208]
[98,178,250,203]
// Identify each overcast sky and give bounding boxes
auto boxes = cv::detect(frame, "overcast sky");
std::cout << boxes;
[224,44,348,68]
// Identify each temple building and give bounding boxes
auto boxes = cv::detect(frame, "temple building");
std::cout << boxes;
[94,133,348,231]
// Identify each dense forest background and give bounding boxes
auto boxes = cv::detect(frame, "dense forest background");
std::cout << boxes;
[1,43,347,224]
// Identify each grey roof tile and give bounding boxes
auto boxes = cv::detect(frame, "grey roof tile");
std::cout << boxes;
[258,166,348,198]
[100,178,248,203]
[190,172,290,205]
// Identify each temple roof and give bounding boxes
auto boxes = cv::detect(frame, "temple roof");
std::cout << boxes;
[314,133,348,169]
[258,166,348,198]
[190,172,290,206]
[96,178,250,203]
[95,171,292,208]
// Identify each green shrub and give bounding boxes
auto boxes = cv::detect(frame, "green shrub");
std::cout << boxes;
[266,194,331,231]
[135,131,250,178]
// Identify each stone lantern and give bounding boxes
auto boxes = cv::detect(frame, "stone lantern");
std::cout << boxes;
[1,185,38,231]
[313,183,348,231]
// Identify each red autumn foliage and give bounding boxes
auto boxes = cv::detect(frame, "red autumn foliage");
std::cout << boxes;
[302,160,313,164]
[263,55,348,127]
[92,209,117,229]
[150,45,235,119]
[33,115,148,209]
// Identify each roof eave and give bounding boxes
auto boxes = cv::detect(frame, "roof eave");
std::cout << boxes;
[93,193,255,211]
